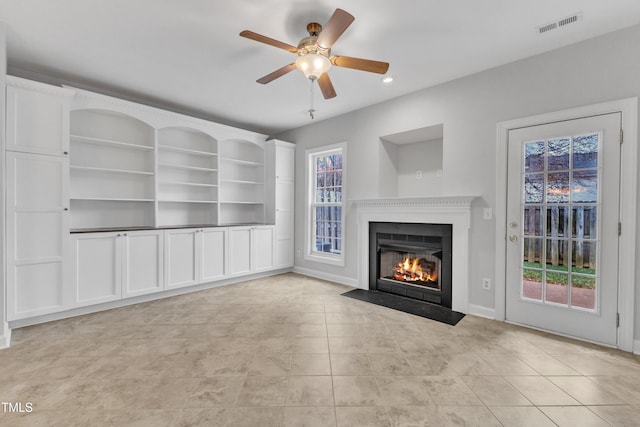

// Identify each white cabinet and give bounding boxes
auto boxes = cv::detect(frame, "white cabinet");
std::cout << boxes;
[228,226,274,276]
[165,229,199,289]
[6,152,70,320]
[165,227,226,289]
[71,233,121,306]
[5,77,73,156]
[122,231,165,298]
[253,226,275,271]
[228,227,251,275]
[266,141,295,268]
[71,230,164,306]
[200,228,226,282]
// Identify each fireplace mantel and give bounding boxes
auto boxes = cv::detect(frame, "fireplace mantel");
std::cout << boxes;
[353,196,475,210]
[354,196,476,313]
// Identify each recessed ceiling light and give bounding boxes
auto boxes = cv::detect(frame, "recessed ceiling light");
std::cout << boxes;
[382,75,394,84]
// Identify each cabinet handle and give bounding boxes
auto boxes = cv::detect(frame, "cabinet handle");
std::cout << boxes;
[117,234,121,237]
[63,151,68,155]
[64,208,68,211]
[123,233,127,236]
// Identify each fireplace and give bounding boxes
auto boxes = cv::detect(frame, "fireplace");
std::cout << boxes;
[369,222,453,308]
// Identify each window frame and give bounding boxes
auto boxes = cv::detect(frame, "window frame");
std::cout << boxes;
[304,142,347,266]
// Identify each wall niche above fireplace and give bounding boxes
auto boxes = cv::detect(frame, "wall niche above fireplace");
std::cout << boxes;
[379,123,444,198]
[369,222,453,308]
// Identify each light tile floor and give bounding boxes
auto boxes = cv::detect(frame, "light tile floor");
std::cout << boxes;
[1,273,639,426]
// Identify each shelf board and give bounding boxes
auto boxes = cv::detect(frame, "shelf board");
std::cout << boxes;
[219,157,264,167]
[71,134,154,151]
[160,181,218,188]
[71,197,154,202]
[71,165,154,176]
[159,163,217,172]
[220,179,263,185]
[159,199,218,204]
[219,201,265,205]
[159,144,217,157]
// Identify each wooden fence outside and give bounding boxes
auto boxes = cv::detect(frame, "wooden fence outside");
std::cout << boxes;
[524,205,596,269]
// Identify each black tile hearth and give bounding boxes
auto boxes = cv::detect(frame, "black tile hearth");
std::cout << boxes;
[341,289,465,326]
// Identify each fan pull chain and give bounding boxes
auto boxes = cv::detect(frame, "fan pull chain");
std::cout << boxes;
[308,78,316,119]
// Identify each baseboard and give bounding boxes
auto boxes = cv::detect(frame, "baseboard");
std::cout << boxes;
[0,323,11,349]
[293,266,360,288]
[467,304,496,319]
[634,339,640,355]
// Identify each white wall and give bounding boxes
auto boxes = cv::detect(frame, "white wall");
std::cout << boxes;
[0,22,9,348]
[276,24,640,340]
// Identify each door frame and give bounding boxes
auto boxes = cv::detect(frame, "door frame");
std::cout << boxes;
[495,98,638,353]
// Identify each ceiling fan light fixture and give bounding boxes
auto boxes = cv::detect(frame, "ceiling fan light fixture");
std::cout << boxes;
[295,53,331,80]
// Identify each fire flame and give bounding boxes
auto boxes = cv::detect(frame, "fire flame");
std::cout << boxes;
[393,257,434,283]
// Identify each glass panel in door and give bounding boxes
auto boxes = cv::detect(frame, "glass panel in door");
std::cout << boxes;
[520,133,599,310]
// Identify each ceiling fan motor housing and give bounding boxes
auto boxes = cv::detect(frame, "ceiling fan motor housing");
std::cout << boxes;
[297,35,330,58]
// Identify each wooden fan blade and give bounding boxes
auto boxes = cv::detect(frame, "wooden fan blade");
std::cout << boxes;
[317,8,355,49]
[317,73,336,99]
[257,63,297,84]
[239,30,298,53]
[330,55,389,74]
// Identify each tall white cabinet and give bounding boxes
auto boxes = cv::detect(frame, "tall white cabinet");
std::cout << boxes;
[266,140,295,268]
[5,78,73,320]
[4,76,295,325]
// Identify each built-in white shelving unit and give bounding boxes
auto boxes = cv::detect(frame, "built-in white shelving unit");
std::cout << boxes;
[218,139,265,224]
[157,127,219,227]
[4,76,295,328]
[69,109,155,230]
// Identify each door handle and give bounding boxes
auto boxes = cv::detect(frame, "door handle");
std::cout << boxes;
[509,234,518,242]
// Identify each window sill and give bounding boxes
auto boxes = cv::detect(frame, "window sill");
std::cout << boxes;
[304,252,345,267]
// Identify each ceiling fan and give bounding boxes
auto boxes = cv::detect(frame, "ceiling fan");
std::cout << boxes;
[239,8,389,101]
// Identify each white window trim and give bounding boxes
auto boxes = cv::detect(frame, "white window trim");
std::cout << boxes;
[304,142,347,267]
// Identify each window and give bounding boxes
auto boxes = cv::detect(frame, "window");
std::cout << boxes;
[305,143,346,265]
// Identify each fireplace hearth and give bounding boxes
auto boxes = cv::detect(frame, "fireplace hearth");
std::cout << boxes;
[370,222,453,308]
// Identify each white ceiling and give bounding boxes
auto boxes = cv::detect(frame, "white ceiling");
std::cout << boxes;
[2,1,640,136]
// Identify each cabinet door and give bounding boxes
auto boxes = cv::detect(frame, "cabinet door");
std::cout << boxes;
[122,231,164,298]
[6,152,70,320]
[228,227,252,276]
[6,85,69,156]
[72,233,122,306]
[275,180,294,239]
[200,228,225,282]
[165,229,198,289]
[275,180,294,214]
[275,144,295,181]
[252,226,274,271]
[274,180,294,268]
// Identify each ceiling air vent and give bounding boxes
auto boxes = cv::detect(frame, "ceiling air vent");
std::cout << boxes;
[537,12,583,35]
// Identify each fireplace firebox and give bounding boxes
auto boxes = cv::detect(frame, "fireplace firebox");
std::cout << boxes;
[369,222,453,308]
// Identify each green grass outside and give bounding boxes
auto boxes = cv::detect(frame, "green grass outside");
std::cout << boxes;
[522,261,595,289]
